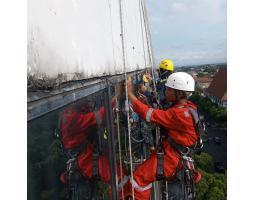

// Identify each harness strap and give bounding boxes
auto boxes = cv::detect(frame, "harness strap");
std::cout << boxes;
[188,107,199,124]
[167,137,193,156]
[165,105,201,155]
[156,152,164,180]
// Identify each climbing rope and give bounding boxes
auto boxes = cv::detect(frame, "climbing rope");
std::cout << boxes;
[115,97,125,200]
[140,0,167,198]
[138,0,147,70]
[107,0,117,72]
[118,0,135,198]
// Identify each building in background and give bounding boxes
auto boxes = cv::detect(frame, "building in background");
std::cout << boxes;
[194,76,213,93]
[205,67,227,108]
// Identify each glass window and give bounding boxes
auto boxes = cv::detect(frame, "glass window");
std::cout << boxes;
[28,71,152,200]
[28,89,117,200]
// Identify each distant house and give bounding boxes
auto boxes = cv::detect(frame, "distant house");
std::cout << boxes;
[205,67,227,108]
[194,76,213,90]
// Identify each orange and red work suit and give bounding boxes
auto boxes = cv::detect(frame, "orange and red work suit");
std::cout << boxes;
[60,106,129,197]
[126,99,198,200]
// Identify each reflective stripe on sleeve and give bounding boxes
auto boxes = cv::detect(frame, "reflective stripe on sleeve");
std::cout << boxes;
[130,178,152,192]
[146,108,154,122]
[118,175,130,189]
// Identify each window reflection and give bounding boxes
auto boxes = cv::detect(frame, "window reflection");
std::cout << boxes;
[28,90,118,199]
[27,71,150,200]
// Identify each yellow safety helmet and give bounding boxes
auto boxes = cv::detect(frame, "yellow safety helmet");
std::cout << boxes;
[159,59,174,71]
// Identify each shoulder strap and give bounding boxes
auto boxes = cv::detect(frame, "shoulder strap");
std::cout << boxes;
[187,107,199,124]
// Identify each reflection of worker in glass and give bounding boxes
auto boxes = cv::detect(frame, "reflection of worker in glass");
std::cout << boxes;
[59,94,129,199]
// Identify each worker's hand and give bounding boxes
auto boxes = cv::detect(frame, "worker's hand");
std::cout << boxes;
[115,82,123,100]
[125,77,137,102]
[126,77,134,95]
[143,73,153,83]
[139,84,147,93]
[138,93,149,105]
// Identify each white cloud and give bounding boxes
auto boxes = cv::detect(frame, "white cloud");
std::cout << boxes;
[146,0,227,65]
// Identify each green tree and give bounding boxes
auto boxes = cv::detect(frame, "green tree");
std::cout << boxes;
[196,170,227,200]
[205,187,225,200]
[189,93,227,124]
[194,152,214,172]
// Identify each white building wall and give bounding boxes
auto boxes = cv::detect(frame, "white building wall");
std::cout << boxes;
[28,0,151,80]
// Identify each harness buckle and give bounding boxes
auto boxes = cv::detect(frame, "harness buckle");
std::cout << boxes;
[182,156,195,170]
[179,146,191,156]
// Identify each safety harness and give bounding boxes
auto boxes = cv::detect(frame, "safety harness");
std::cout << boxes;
[155,106,205,199]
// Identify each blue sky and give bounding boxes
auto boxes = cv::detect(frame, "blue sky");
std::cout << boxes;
[145,0,227,66]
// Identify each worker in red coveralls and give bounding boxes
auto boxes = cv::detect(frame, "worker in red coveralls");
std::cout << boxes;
[125,72,201,199]
[59,94,129,199]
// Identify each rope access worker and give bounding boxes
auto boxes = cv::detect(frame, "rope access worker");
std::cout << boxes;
[141,59,175,109]
[125,72,202,200]
[58,97,129,199]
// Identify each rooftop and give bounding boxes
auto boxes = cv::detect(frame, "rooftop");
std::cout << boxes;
[205,67,227,100]
[194,76,213,83]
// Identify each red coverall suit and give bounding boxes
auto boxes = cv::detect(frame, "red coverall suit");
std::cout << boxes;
[127,99,198,200]
[60,105,129,197]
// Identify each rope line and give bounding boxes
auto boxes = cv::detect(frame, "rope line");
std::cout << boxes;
[118,0,135,198]
[115,98,125,199]
[138,0,147,69]
[140,0,164,199]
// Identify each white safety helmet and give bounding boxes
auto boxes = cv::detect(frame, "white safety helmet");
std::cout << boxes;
[165,72,195,92]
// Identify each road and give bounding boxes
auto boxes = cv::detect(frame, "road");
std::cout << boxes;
[202,126,227,170]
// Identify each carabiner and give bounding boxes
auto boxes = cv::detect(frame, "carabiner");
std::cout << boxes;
[180,147,190,156]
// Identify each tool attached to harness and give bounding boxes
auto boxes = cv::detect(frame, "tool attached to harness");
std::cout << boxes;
[187,107,206,153]
[156,151,164,180]
[92,152,100,180]
[65,157,82,186]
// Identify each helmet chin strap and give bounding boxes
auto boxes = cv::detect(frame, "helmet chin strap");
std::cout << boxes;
[173,90,179,101]
[159,70,168,77]
[173,90,187,103]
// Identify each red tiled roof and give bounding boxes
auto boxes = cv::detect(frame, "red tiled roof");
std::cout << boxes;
[222,92,227,101]
[206,67,227,100]
[196,77,213,83]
